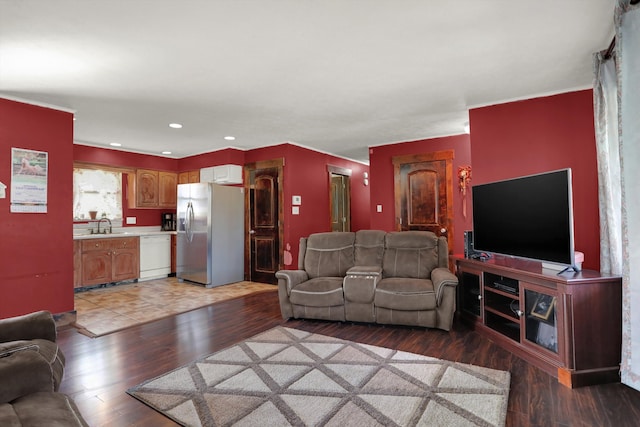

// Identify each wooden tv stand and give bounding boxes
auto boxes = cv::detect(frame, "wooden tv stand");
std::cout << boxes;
[454,255,622,388]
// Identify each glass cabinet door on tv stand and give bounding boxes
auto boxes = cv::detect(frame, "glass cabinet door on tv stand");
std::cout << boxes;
[522,285,561,356]
[458,268,482,319]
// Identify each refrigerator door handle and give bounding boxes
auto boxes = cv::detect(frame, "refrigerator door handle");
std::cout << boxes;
[186,201,195,242]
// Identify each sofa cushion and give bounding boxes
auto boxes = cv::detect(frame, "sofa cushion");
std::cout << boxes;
[0,311,57,344]
[0,339,65,391]
[354,230,386,266]
[7,392,88,427]
[290,277,345,307]
[0,350,55,404]
[382,231,439,279]
[304,232,355,279]
[375,278,436,310]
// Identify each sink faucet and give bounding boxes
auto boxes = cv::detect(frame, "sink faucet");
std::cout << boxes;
[97,217,112,234]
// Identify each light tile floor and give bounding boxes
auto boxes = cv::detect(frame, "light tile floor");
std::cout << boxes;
[73,277,276,337]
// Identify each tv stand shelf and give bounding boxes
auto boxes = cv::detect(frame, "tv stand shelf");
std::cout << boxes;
[454,255,622,388]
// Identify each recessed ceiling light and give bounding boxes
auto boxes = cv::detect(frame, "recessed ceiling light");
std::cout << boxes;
[169,123,183,129]
[110,142,122,147]
[162,151,172,155]
[224,136,235,141]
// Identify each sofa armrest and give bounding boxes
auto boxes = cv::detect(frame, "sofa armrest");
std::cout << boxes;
[0,311,57,344]
[431,267,459,305]
[0,349,56,404]
[275,270,309,295]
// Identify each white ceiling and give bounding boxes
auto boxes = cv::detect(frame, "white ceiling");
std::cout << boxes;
[0,1,615,164]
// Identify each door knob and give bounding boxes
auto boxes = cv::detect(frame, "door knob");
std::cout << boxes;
[249,230,256,234]
[440,228,447,234]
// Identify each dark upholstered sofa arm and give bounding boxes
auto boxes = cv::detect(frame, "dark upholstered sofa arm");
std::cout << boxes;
[0,311,57,344]
[0,350,56,404]
[431,267,459,305]
[275,270,309,295]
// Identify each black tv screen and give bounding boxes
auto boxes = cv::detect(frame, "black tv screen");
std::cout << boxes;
[471,169,576,268]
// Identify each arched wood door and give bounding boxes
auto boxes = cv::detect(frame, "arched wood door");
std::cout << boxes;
[244,159,284,284]
[393,151,454,253]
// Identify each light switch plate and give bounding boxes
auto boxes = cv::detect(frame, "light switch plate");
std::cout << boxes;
[376,204,383,213]
[292,206,300,215]
[292,195,302,205]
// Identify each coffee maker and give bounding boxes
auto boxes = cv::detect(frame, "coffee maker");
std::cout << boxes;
[161,212,176,231]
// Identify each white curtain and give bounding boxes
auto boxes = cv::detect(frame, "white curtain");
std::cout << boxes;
[618,2,640,392]
[597,0,640,392]
[594,53,622,275]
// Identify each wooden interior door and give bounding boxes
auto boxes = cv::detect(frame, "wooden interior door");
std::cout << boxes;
[393,151,454,253]
[328,165,351,232]
[244,159,283,284]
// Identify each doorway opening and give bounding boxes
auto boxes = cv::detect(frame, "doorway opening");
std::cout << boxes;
[328,165,351,232]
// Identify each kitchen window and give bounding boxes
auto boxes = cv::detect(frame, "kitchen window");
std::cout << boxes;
[73,167,123,221]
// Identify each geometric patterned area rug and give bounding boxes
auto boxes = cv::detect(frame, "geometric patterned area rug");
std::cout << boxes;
[127,326,511,427]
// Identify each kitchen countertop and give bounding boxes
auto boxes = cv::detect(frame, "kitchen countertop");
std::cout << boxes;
[73,227,176,240]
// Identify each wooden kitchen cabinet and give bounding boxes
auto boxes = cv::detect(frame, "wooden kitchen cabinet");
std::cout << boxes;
[73,240,82,288]
[178,170,200,184]
[135,169,159,207]
[111,237,140,282]
[128,169,177,208]
[80,237,139,286]
[159,171,177,207]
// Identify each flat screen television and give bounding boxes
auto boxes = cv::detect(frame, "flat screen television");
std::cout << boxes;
[471,168,579,271]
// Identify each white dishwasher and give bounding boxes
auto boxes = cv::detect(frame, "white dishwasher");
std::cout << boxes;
[139,234,171,280]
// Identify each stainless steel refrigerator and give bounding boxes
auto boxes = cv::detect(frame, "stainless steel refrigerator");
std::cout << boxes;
[176,183,244,288]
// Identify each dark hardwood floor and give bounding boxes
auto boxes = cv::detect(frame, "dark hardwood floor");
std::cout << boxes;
[57,289,640,426]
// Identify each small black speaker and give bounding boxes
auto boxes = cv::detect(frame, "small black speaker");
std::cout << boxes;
[464,230,475,258]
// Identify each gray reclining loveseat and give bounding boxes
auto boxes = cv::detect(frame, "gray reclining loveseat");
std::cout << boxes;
[0,311,89,426]
[275,230,459,331]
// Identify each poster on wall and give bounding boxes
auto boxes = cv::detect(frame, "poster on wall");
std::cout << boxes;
[10,148,48,213]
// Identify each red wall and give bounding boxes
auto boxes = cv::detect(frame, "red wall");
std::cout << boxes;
[468,89,600,270]
[74,144,179,226]
[0,99,75,318]
[245,143,370,268]
[368,135,473,255]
